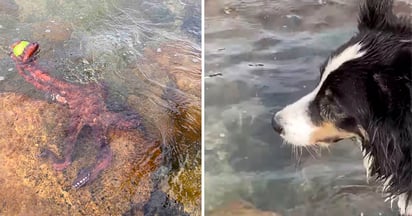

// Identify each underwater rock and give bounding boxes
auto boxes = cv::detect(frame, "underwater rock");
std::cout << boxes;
[162,88,201,215]
[14,0,50,21]
[208,200,282,216]
[130,41,201,215]
[204,0,228,17]
[142,41,201,98]
[14,0,121,26]
[140,1,175,23]
[166,164,202,216]
[133,41,201,141]
[143,190,190,215]
[0,0,18,16]
[182,3,201,43]
[0,93,161,215]
[32,20,72,42]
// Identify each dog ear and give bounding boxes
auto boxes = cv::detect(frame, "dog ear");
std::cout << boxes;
[371,48,412,111]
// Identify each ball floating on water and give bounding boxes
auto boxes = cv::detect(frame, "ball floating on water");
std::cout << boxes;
[13,40,30,57]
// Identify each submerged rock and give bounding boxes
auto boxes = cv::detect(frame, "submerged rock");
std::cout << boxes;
[131,41,201,215]
[0,0,18,16]
[0,93,161,215]
[167,164,202,215]
[32,20,72,42]
[182,2,201,43]
[140,1,175,23]
[142,41,201,98]
[208,200,282,216]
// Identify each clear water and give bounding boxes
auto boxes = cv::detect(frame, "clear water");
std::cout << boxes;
[205,0,410,215]
[0,0,201,215]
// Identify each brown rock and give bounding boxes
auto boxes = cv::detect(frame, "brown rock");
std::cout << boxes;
[0,0,18,16]
[14,0,49,21]
[142,41,201,98]
[131,41,201,215]
[0,93,160,215]
[32,20,72,42]
[208,200,282,216]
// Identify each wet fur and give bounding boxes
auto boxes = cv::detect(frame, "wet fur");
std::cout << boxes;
[273,0,412,214]
[315,0,412,212]
[354,0,412,210]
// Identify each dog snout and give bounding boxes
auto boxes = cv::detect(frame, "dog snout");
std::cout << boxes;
[272,113,284,134]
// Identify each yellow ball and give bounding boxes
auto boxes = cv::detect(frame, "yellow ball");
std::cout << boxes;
[13,41,30,57]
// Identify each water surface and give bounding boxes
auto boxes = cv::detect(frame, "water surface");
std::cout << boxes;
[0,0,201,215]
[205,0,411,215]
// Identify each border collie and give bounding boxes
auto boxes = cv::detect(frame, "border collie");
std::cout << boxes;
[272,0,412,214]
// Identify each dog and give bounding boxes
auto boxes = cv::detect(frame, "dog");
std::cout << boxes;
[272,0,412,214]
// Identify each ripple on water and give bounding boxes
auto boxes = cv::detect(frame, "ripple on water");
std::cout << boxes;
[205,0,408,215]
[0,0,201,215]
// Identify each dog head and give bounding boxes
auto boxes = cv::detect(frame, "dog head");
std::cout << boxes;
[272,0,412,148]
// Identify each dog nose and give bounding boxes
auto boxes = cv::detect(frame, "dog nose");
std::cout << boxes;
[272,113,284,134]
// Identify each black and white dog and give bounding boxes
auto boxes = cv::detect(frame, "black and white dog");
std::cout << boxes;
[272,0,412,214]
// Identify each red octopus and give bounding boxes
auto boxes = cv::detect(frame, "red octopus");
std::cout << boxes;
[10,41,144,189]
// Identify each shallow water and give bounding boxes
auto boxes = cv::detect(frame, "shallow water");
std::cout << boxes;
[0,0,201,215]
[205,0,411,215]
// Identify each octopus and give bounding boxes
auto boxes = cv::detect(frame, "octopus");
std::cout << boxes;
[9,41,145,189]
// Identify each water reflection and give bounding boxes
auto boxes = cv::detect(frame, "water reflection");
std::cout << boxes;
[0,0,200,215]
[205,0,409,215]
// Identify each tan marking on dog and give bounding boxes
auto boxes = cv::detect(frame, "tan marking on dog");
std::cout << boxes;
[309,122,356,145]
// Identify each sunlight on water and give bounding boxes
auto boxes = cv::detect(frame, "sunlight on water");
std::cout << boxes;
[0,0,201,215]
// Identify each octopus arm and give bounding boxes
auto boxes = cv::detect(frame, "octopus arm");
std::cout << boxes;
[15,64,53,93]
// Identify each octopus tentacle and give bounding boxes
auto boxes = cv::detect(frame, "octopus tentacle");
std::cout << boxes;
[15,63,68,105]
[40,118,84,171]
[72,168,91,189]
[73,126,112,189]
[11,41,152,188]
[72,143,112,189]
[108,111,144,131]
[15,65,52,93]
[20,63,72,92]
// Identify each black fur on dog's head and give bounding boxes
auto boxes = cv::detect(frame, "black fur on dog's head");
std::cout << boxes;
[272,0,412,210]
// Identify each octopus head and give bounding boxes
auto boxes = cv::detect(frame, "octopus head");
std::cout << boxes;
[10,40,40,63]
